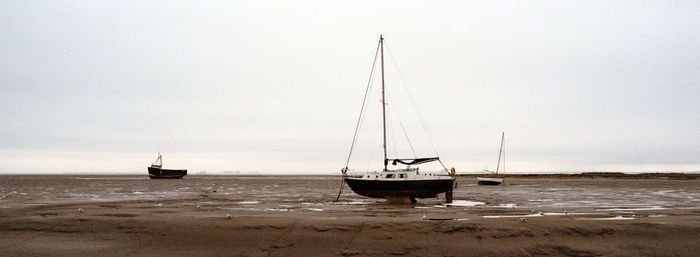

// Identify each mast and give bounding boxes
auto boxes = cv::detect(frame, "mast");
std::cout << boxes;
[153,152,163,167]
[380,35,388,171]
[495,132,504,174]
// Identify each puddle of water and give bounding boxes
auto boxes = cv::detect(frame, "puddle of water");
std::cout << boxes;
[577,216,635,220]
[483,213,544,219]
[601,206,667,211]
[648,214,667,218]
[481,211,596,219]
[332,201,373,205]
[222,207,259,211]
[541,212,566,216]
[446,200,485,207]
[236,201,260,205]
[421,215,467,221]
[265,208,290,212]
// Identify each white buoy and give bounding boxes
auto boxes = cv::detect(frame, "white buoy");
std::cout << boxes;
[225,213,232,219]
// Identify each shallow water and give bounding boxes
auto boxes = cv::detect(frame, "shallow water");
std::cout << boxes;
[1,175,698,220]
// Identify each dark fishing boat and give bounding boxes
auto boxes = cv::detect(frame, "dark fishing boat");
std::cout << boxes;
[148,153,187,179]
[339,35,456,204]
[477,132,506,185]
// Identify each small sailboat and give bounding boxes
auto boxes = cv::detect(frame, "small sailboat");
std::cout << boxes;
[339,35,456,204]
[477,132,506,185]
[147,152,187,179]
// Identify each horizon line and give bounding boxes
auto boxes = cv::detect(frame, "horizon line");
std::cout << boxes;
[1,170,698,175]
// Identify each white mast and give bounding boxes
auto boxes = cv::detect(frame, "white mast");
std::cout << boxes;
[380,35,388,171]
[495,132,504,175]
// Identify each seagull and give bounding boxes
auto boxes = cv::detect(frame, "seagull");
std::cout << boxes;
[78,208,84,214]
[520,217,527,223]
[225,213,232,219]
[421,215,426,220]
[196,205,201,209]
[564,210,568,215]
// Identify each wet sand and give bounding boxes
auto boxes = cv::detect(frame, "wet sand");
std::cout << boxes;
[1,175,699,256]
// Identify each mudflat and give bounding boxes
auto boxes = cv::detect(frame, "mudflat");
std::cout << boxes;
[1,175,698,256]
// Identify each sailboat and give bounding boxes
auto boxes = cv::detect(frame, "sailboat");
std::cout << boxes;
[477,132,506,185]
[340,35,456,204]
[147,152,187,179]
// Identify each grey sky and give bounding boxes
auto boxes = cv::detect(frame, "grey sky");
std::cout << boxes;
[1,1,698,173]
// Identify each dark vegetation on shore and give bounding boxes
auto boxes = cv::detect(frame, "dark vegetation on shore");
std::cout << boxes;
[458,172,700,180]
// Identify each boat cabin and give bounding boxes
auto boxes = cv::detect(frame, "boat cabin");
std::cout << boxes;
[362,167,441,180]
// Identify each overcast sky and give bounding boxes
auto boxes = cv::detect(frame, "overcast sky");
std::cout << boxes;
[1,1,698,173]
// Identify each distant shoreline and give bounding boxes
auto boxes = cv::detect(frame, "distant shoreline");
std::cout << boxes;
[0,171,699,179]
[457,172,700,180]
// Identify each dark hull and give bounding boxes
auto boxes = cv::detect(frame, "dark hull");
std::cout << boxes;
[148,167,187,179]
[344,177,455,199]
